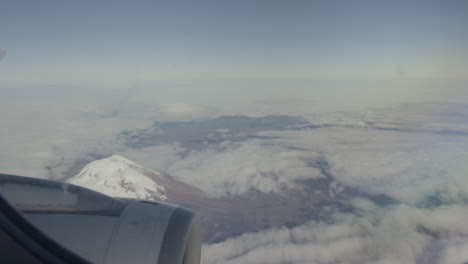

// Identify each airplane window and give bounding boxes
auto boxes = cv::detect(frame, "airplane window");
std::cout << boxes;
[1,1,468,263]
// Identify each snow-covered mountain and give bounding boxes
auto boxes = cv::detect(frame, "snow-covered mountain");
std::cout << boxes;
[67,155,168,201]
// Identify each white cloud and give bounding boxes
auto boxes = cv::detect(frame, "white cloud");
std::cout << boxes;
[0,95,149,179]
[121,141,324,197]
[119,144,184,173]
[259,126,468,205]
[437,238,468,264]
[0,86,213,179]
[196,102,468,263]
[3,91,468,264]
[203,203,468,264]
[118,102,468,205]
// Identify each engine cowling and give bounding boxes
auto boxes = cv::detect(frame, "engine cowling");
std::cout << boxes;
[0,174,201,264]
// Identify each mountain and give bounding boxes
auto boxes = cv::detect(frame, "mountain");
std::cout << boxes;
[68,155,209,208]
[68,155,168,201]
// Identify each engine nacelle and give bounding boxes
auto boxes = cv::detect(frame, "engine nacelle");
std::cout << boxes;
[0,174,201,264]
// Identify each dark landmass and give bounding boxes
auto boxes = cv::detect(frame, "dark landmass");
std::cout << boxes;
[120,115,312,150]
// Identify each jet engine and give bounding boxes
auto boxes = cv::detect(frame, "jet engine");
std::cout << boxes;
[0,174,201,264]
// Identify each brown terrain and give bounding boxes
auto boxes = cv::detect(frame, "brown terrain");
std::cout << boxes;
[143,171,342,243]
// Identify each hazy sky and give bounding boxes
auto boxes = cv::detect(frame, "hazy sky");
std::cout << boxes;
[1,0,467,83]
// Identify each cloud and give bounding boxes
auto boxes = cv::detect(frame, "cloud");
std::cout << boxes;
[117,102,468,205]
[121,140,324,197]
[0,93,150,179]
[203,202,468,264]
[3,91,468,264]
[259,125,468,206]
[197,103,468,263]
[0,84,212,179]
[437,238,468,264]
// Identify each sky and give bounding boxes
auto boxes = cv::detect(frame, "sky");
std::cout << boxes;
[1,0,468,84]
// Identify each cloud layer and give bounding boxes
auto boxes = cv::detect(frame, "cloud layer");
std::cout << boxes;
[260,126,468,206]
[2,87,468,264]
[203,202,468,264]
[122,141,324,197]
